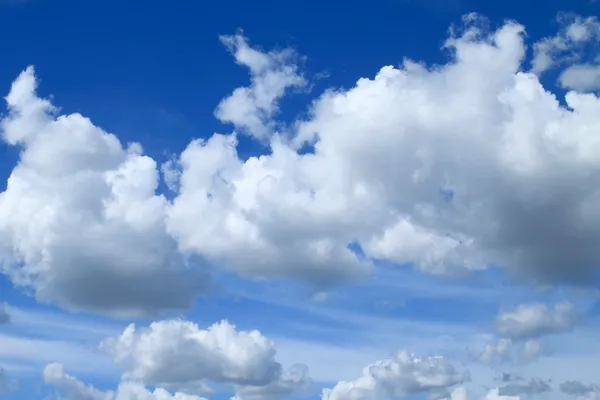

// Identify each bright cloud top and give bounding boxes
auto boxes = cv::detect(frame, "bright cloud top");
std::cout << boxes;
[322,351,468,400]
[100,320,287,392]
[494,302,578,340]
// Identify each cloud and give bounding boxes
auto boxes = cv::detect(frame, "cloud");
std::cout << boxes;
[0,66,210,317]
[531,14,600,91]
[478,339,513,364]
[498,378,552,397]
[43,363,208,400]
[169,17,600,288]
[531,14,600,74]
[483,388,521,400]
[4,14,600,321]
[560,380,599,395]
[494,302,577,340]
[558,63,600,92]
[0,303,10,324]
[230,364,312,400]
[100,319,308,396]
[215,34,306,141]
[477,338,543,365]
[321,350,468,400]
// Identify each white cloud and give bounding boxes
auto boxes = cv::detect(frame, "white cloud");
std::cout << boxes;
[483,388,521,400]
[321,350,468,400]
[3,14,600,321]
[531,15,600,74]
[44,363,208,400]
[559,63,600,92]
[0,66,210,317]
[215,34,306,140]
[494,302,577,340]
[100,319,307,397]
[231,364,312,400]
[168,18,600,287]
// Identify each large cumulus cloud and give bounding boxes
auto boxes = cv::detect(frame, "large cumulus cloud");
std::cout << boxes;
[2,15,600,317]
[0,67,210,317]
[100,319,310,398]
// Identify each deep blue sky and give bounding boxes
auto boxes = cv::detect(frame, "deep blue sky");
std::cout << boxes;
[0,0,594,167]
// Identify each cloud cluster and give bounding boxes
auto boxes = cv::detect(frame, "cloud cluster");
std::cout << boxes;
[0,67,209,317]
[478,301,577,365]
[100,319,303,394]
[215,34,306,140]
[321,350,468,400]
[532,14,600,91]
[44,363,208,400]
[2,15,600,317]
[44,318,311,400]
[494,302,577,340]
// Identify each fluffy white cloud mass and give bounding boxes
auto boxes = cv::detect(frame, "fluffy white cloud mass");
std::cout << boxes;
[100,319,305,396]
[321,350,468,400]
[215,34,306,140]
[44,363,208,400]
[0,67,209,317]
[494,302,577,340]
[531,14,600,91]
[2,14,600,315]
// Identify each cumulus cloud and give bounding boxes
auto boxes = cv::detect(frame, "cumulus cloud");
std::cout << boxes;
[215,34,306,140]
[559,63,600,92]
[4,14,600,318]
[170,17,600,287]
[43,363,208,400]
[321,350,468,400]
[0,303,10,324]
[0,66,210,317]
[494,302,577,340]
[230,364,312,400]
[100,319,306,396]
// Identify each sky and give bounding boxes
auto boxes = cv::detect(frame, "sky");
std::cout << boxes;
[1,0,600,399]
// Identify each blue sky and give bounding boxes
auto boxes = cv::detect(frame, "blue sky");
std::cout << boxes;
[2,0,600,399]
